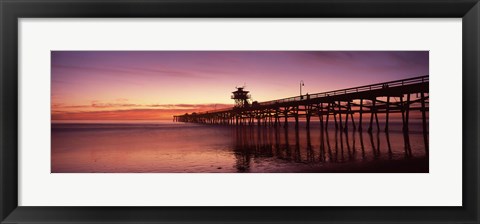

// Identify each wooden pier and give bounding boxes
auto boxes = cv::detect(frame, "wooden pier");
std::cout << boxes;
[174,75,429,153]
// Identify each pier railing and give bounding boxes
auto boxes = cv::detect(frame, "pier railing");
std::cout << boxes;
[260,75,428,106]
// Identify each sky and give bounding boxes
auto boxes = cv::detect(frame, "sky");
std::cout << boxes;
[51,51,429,120]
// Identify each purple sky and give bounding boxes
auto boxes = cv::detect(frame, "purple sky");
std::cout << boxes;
[51,51,428,120]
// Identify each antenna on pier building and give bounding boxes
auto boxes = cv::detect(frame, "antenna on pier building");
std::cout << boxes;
[231,86,251,108]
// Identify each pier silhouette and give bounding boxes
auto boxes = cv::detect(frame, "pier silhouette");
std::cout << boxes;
[174,75,429,154]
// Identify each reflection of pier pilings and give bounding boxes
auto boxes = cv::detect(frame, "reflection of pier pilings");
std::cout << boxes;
[359,130,366,159]
[334,127,339,162]
[369,131,380,158]
[319,122,326,162]
[344,126,352,160]
[234,126,251,172]
[294,126,301,162]
[274,126,281,156]
[386,131,393,158]
[325,128,333,162]
[306,128,314,162]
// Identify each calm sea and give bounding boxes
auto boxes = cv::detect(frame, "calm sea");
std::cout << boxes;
[51,120,428,173]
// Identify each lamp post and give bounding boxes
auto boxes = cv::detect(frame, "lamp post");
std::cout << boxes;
[300,80,305,98]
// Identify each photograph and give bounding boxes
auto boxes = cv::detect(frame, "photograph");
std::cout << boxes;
[51,51,429,173]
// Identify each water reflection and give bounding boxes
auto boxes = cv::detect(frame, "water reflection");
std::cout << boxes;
[230,122,427,172]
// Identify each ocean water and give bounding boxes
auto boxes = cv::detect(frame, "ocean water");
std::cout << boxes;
[51,120,428,173]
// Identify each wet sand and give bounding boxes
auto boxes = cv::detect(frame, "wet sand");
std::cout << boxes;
[297,157,428,173]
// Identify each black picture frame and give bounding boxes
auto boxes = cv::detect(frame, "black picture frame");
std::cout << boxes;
[1,0,479,223]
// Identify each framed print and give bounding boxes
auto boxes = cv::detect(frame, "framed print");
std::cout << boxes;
[1,0,479,223]
[50,50,430,174]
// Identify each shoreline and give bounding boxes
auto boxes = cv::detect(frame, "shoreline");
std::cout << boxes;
[293,157,429,173]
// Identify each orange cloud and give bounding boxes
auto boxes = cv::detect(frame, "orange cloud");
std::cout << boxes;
[51,104,232,120]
